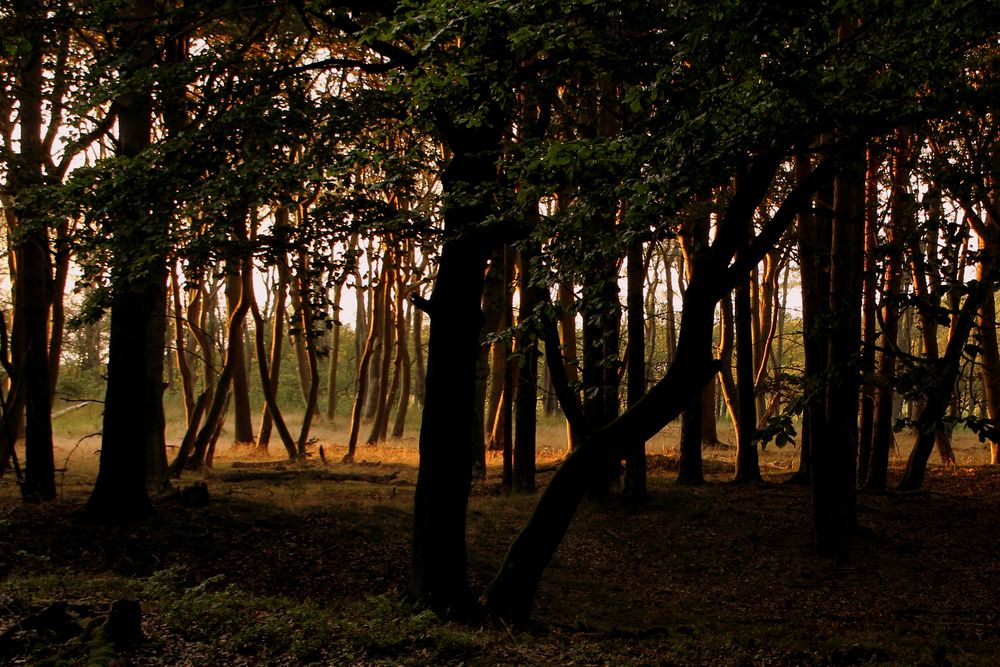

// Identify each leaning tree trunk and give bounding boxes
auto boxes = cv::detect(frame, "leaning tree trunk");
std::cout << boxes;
[898,271,996,490]
[256,242,290,452]
[484,150,831,624]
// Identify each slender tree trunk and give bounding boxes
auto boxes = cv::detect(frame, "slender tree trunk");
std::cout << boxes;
[247,279,297,460]
[558,281,580,451]
[623,238,647,499]
[978,268,1000,466]
[366,262,394,444]
[734,274,761,483]
[867,135,910,489]
[513,245,539,493]
[226,270,254,446]
[170,264,197,423]
[857,149,880,484]
[345,270,384,463]
[474,250,506,475]
[8,7,55,501]
[294,261,321,458]
[898,272,996,490]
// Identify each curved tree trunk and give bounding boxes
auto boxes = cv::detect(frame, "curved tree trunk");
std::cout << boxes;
[226,270,255,446]
[256,251,289,453]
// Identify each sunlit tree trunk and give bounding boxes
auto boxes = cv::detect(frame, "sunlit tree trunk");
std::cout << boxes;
[867,135,911,490]
[558,281,580,451]
[226,270,254,446]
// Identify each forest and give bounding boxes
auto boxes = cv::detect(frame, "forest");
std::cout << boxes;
[2,0,1000,664]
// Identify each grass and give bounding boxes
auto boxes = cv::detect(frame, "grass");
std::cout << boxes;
[2,411,999,665]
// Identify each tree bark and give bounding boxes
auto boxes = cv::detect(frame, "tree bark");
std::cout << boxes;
[8,4,55,501]
[87,3,160,520]
[513,245,540,493]
[409,120,500,615]
[623,238,647,499]
[226,269,254,446]
[812,146,865,556]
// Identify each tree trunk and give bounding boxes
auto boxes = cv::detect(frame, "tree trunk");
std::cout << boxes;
[866,135,910,490]
[734,274,761,483]
[812,146,865,556]
[409,120,499,616]
[513,246,539,493]
[474,250,506,475]
[790,156,830,486]
[256,242,290,452]
[366,262,394,444]
[390,270,412,439]
[87,4,160,520]
[170,264,197,423]
[898,272,996,490]
[558,281,580,451]
[8,8,55,502]
[857,149,880,484]
[294,260,321,459]
[623,238,647,499]
[226,270,254,446]
[346,269,385,462]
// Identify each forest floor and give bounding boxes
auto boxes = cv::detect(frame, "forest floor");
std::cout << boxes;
[1,413,999,665]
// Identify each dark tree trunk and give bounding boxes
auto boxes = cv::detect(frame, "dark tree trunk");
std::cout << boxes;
[623,238,647,499]
[87,5,161,520]
[558,281,581,451]
[677,210,711,484]
[733,275,762,483]
[484,150,832,623]
[513,246,539,493]
[898,273,995,490]
[789,156,830,486]
[812,148,865,556]
[485,276,720,623]
[409,122,500,616]
[474,250,506,476]
[9,5,55,502]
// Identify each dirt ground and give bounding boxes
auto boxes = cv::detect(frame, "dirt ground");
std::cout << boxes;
[1,414,999,665]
